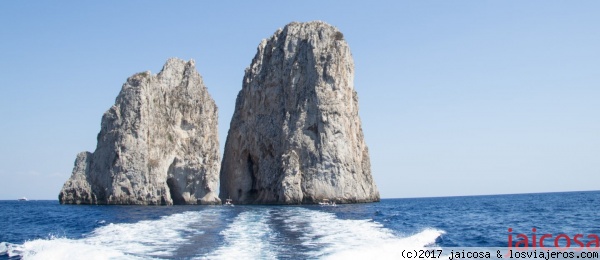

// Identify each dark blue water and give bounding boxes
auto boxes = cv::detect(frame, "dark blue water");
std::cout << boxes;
[1,191,599,259]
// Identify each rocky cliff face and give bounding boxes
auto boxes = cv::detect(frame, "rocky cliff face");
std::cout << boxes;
[220,21,380,204]
[59,58,221,205]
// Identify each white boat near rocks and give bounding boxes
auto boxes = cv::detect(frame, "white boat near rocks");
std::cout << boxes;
[318,199,337,207]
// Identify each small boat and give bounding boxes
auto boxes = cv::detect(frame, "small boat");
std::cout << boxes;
[318,199,337,206]
[224,198,234,207]
[18,197,28,201]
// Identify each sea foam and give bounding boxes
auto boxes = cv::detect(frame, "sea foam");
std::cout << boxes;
[2,207,444,259]
[205,210,279,259]
[2,210,220,259]
[282,208,444,259]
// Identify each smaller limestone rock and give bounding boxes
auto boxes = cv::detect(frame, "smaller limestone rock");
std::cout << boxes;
[59,58,221,205]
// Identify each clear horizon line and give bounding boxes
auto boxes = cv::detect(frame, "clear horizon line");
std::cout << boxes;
[385,189,600,200]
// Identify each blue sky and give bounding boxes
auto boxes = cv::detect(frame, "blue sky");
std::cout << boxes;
[0,1,598,200]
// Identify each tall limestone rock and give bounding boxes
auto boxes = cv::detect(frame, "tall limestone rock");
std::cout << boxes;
[59,58,221,205]
[220,21,380,204]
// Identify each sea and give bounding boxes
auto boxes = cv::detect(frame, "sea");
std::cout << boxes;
[1,191,599,259]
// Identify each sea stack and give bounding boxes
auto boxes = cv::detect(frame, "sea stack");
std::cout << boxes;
[59,58,221,205]
[220,21,380,204]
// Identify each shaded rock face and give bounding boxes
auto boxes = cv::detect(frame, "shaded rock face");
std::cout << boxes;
[220,21,380,204]
[59,58,220,205]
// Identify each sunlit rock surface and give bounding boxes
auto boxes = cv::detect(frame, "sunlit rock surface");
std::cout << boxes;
[59,58,220,205]
[220,21,380,204]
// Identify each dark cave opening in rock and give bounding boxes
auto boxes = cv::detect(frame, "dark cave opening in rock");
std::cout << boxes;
[247,154,259,201]
[167,177,186,205]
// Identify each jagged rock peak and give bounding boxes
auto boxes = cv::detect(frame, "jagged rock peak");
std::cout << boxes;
[220,21,380,204]
[59,58,221,205]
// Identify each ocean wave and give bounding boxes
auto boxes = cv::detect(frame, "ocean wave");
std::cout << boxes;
[1,210,221,259]
[205,207,444,259]
[280,208,444,259]
[2,207,444,259]
[204,210,279,259]
[0,238,143,260]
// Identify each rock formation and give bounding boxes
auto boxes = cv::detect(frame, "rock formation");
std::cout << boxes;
[220,21,380,204]
[59,58,221,205]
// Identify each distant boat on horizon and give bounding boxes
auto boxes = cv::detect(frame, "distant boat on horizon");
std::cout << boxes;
[18,197,28,201]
